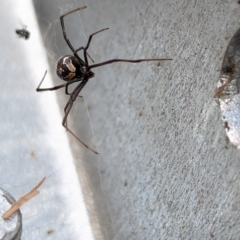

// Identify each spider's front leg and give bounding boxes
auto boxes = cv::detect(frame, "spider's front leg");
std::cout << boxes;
[62,80,98,154]
[62,100,98,154]
[65,79,83,98]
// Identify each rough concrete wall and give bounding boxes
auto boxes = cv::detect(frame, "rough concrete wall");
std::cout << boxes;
[34,0,240,239]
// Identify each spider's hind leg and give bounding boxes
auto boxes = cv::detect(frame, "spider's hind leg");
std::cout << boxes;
[36,70,67,92]
[74,47,95,63]
[83,28,109,65]
[65,81,83,98]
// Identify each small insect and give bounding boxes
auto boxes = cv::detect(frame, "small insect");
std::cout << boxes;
[214,28,240,148]
[16,27,30,40]
[36,6,172,154]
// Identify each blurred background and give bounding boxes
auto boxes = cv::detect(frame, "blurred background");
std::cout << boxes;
[1,0,240,239]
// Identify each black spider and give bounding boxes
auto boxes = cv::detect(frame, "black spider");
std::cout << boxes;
[16,27,30,40]
[36,6,172,154]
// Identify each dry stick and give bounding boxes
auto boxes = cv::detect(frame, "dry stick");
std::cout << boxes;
[2,177,46,219]
[213,75,234,98]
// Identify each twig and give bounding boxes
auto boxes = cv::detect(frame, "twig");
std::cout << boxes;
[2,177,45,219]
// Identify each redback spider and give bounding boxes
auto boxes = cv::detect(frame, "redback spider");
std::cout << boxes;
[36,6,172,154]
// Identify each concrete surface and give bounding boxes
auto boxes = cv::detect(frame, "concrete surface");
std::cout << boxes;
[33,0,240,239]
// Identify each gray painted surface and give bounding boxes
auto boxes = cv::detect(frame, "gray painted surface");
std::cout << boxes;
[33,0,240,239]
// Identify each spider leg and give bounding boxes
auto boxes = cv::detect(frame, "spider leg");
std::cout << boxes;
[60,6,87,65]
[74,29,109,64]
[36,70,67,92]
[63,80,98,154]
[74,47,95,63]
[88,58,172,70]
[83,28,109,66]
[65,80,83,98]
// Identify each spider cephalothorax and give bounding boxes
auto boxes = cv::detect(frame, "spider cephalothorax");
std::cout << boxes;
[56,55,94,81]
[37,6,172,154]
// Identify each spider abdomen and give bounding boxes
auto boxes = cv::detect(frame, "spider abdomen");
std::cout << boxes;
[56,55,82,81]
